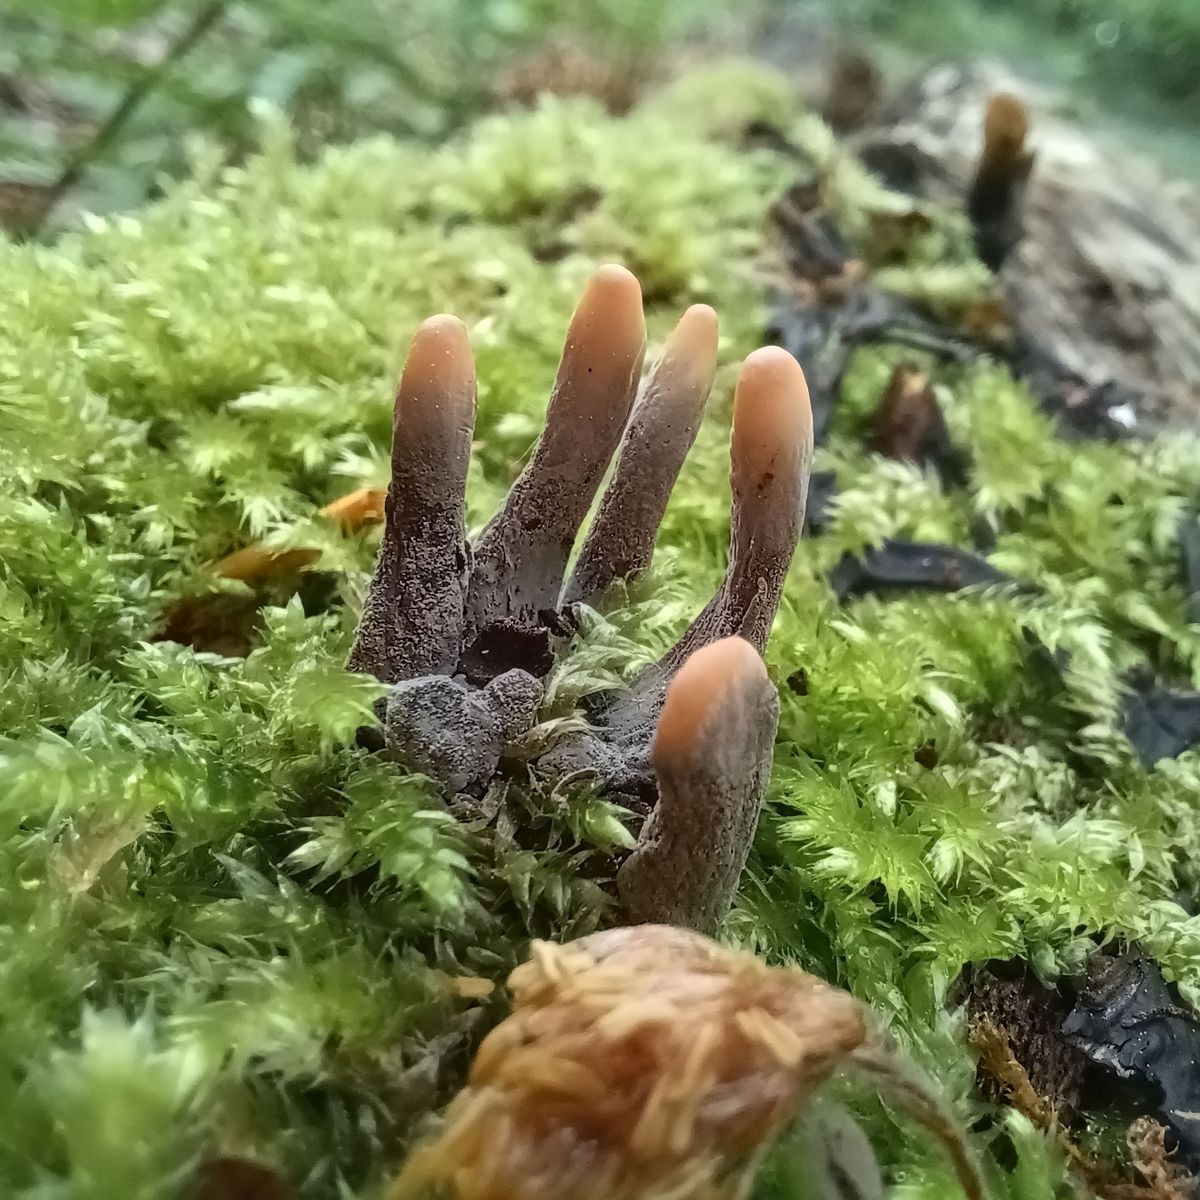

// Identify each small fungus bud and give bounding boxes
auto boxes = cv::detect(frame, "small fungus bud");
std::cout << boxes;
[619,637,779,934]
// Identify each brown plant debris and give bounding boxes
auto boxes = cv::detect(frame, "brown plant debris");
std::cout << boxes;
[215,489,386,584]
[962,962,1089,1121]
[193,1156,293,1200]
[388,925,984,1200]
[869,361,966,484]
[492,39,645,116]
[821,47,883,135]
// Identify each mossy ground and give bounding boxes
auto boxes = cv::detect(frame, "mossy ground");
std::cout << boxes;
[2,61,1199,1199]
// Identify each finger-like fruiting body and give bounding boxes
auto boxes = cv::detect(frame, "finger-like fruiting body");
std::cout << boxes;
[661,346,813,675]
[968,92,1034,272]
[348,316,476,683]
[462,266,646,666]
[617,637,780,934]
[384,670,542,796]
[563,304,718,608]
[389,925,869,1200]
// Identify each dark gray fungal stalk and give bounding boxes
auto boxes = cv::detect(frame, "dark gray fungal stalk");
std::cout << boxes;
[562,303,717,609]
[347,315,475,684]
[348,265,813,933]
[617,636,780,935]
[462,264,646,671]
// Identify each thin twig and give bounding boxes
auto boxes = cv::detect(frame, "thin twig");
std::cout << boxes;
[27,0,227,235]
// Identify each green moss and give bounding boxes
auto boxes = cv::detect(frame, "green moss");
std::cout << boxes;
[4,63,1200,1199]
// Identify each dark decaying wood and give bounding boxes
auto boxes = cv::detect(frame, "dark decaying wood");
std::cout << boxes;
[853,60,1200,430]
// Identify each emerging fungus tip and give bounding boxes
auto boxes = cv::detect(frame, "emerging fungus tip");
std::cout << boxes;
[549,262,646,426]
[660,303,719,386]
[982,92,1030,167]
[731,345,814,487]
[395,313,477,448]
[561,300,717,607]
[970,92,1034,271]
[569,262,644,345]
[652,635,767,764]
[619,636,780,934]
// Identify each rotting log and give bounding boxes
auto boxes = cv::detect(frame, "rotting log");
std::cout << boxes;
[853,59,1200,430]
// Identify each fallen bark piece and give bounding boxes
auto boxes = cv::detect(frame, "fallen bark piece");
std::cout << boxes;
[212,544,322,583]
[1064,952,1200,1172]
[829,540,1019,602]
[388,925,983,1200]
[618,637,779,934]
[956,958,1200,1198]
[959,961,1089,1122]
[1120,672,1200,767]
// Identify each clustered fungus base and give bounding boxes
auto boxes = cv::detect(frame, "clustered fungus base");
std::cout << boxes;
[350,264,813,936]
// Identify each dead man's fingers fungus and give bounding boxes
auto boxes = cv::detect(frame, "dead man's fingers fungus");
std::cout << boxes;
[618,636,779,935]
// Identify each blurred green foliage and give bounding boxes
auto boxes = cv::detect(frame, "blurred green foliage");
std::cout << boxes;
[3,0,1195,232]
[0,73,793,1197]
[0,0,754,229]
[838,0,1199,156]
